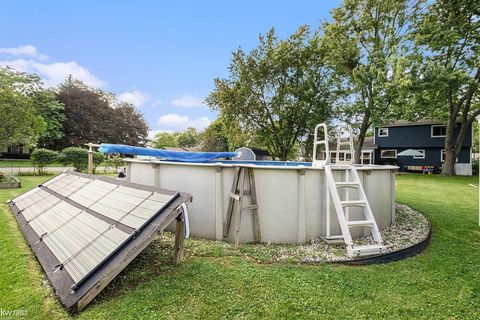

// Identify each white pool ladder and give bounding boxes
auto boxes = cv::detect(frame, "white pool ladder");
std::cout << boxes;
[324,166,385,257]
[313,123,385,258]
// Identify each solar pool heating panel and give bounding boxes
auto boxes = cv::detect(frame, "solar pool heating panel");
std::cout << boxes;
[9,171,191,311]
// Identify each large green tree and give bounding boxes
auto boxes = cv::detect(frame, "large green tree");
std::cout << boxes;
[0,67,46,149]
[322,0,424,163]
[177,127,200,148]
[207,26,336,160]
[152,131,179,148]
[33,89,65,148]
[200,118,229,152]
[413,0,479,175]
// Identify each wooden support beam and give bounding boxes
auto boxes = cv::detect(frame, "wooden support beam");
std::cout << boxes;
[248,168,261,243]
[225,167,261,248]
[224,167,241,238]
[87,150,93,175]
[173,214,185,264]
[233,169,245,249]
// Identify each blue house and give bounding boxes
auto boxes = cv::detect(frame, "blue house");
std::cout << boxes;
[373,120,473,175]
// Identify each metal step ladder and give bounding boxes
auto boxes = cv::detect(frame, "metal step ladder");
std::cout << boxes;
[313,122,385,258]
[224,167,261,249]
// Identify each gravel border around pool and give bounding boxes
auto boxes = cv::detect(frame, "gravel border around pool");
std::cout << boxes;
[271,203,431,263]
[155,203,431,265]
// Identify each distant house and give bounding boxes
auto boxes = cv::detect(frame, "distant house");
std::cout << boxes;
[323,137,376,165]
[0,144,31,159]
[374,120,473,175]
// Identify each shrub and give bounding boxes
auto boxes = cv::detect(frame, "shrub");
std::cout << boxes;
[59,147,88,172]
[92,152,105,173]
[104,156,125,172]
[30,148,58,174]
[59,147,105,173]
[473,159,479,175]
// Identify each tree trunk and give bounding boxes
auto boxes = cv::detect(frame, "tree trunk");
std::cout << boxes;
[441,119,456,176]
[279,148,288,161]
[354,115,371,164]
[442,149,456,176]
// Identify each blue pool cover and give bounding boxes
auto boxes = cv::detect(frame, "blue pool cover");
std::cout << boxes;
[99,144,237,162]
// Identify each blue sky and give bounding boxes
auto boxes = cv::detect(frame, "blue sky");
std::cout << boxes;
[0,0,340,136]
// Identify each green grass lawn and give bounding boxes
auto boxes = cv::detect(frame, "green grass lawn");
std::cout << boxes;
[0,160,64,167]
[0,174,478,319]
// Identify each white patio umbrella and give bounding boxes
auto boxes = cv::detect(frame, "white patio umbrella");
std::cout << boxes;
[397,149,424,157]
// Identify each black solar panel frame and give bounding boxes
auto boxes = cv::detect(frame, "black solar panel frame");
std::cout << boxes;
[9,171,192,311]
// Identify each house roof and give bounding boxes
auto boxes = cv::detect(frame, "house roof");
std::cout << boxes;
[378,119,442,128]
[327,136,377,150]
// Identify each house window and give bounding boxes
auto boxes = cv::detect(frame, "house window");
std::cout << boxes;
[381,149,397,158]
[378,128,389,137]
[361,151,372,164]
[440,149,458,162]
[431,125,446,137]
[7,145,23,154]
[413,149,425,159]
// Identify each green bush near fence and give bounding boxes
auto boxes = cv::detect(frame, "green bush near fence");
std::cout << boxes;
[30,149,59,174]
[58,147,105,173]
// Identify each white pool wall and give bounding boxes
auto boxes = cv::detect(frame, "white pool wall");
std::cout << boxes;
[125,159,397,244]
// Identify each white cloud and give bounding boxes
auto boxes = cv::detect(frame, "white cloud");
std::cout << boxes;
[153,99,163,106]
[118,90,148,107]
[0,59,105,88]
[157,113,211,131]
[0,45,48,60]
[170,95,205,108]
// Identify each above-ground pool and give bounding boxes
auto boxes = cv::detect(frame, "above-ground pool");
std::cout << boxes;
[125,159,397,244]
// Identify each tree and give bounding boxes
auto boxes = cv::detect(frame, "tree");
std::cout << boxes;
[0,67,46,149]
[322,0,425,163]
[177,127,199,148]
[111,102,149,146]
[56,78,113,148]
[33,90,65,148]
[200,118,229,151]
[152,132,178,148]
[207,26,336,160]
[56,77,149,148]
[413,0,480,175]
[31,148,58,174]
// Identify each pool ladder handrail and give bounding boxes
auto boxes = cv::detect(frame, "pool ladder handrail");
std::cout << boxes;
[312,123,329,167]
[335,123,355,166]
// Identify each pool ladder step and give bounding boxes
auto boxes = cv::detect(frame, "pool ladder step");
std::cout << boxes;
[324,165,385,258]
[341,200,367,207]
[335,181,360,188]
[348,244,386,257]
